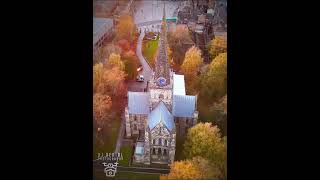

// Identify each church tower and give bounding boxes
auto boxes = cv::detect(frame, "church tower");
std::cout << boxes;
[149,2,173,112]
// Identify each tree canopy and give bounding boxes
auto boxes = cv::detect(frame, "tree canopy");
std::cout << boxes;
[164,157,220,180]
[183,122,227,179]
[115,13,136,43]
[168,25,194,68]
[181,46,203,83]
[199,53,227,102]
[106,53,125,71]
[93,93,112,128]
[208,36,227,59]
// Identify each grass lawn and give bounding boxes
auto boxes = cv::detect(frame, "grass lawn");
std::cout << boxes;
[118,145,132,166]
[142,38,159,68]
[93,117,121,159]
[115,172,159,180]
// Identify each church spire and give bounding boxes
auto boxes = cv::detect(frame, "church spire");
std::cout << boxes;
[154,2,170,87]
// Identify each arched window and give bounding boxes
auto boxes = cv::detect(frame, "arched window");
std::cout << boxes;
[152,148,155,155]
[164,140,168,146]
[159,138,162,145]
[153,139,156,145]
[163,149,167,155]
[158,148,161,155]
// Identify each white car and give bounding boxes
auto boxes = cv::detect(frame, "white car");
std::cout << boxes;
[136,75,144,82]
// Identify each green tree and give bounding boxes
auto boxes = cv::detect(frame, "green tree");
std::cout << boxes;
[199,53,227,102]
[183,122,227,179]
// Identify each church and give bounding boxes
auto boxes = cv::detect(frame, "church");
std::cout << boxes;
[124,4,198,165]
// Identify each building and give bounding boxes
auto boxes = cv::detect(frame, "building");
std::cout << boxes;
[125,4,198,165]
[93,17,115,57]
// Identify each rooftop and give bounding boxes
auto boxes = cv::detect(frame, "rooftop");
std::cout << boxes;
[148,101,174,131]
[93,17,113,45]
[172,95,196,118]
[173,74,186,95]
[128,92,150,114]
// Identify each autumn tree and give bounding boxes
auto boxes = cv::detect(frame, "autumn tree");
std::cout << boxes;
[115,13,136,43]
[93,93,112,128]
[183,122,227,179]
[168,25,194,67]
[199,53,227,102]
[163,157,220,180]
[106,53,125,71]
[122,50,139,80]
[181,46,203,83]
[208,35,227,59]
[98,66,127,97]
[93,63,104,93]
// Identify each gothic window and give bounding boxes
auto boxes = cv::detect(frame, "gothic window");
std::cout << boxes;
[153,139,156,145]
[163,149,167,155]
[159,138,162,145]
[158,148,161,155]
[152,148,155,155]
[164,139,168,146]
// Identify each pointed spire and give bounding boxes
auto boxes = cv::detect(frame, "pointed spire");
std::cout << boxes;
[154,1,170,87]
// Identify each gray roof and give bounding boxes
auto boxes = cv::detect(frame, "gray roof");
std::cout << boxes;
[128,92,150,114]
[173,95,196,117]
[148,101,174,131]
[93,18,113,45]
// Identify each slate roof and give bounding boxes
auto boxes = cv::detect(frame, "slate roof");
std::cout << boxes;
[148,101,174,131]
[172,95,196,117]
[128,92,150,114]
[173,74,186,95]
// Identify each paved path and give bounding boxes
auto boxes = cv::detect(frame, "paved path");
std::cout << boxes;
[136,31,153,87]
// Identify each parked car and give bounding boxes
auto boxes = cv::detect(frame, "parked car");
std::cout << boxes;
[137,65,143,72]
[136,75,144,82]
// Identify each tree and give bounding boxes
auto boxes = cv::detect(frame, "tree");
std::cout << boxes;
[183,122,227,179]
[199,53,227,102]
[181,46,203,83]
[106,53,125,71]
[93,63,104,93]
[168,25,194,67]
[93,93,112,128]
[98,66,127,97]
[208,36,227,59]
[164,157,220,180]
[122,50,139,80]
[115,13,136,43]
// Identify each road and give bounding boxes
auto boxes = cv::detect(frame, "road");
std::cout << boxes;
[114,111,125,154]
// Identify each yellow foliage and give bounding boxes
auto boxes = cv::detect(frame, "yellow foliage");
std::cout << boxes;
[107,53,125,71]
[181,46,203,82]
[116,13,136,42]
[93,63,104,93]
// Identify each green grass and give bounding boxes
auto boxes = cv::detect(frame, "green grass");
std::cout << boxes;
[115,172,159,180]
[93,118,121,159]
[119,145,132,166]
[142,38,159,68]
